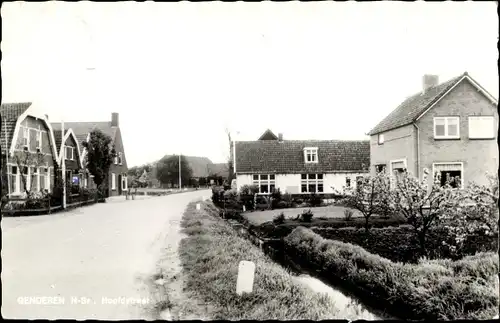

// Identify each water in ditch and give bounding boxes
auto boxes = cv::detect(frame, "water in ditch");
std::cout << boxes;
[231,223,396,320]
[263,241,396,320]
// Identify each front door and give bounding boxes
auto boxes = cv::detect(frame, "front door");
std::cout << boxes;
[118,174,122,195]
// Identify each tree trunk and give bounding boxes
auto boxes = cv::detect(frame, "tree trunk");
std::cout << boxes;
[364,215,370,234]
[419,229,427,257]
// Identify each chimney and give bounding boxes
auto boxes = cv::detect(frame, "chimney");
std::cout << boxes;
[422,74,439,93]
[44,114,49,120]
[111,112,119,127]
[278,133,283,142]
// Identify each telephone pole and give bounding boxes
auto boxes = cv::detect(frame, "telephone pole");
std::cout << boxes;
[179,154,182,190]
[62,120,66,209]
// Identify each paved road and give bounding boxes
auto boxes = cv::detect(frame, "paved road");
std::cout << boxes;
[1,189,209,320]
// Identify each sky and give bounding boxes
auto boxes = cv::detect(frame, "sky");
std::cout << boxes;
[1,1,498,167]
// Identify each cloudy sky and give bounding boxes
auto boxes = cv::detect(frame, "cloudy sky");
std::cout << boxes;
[2,1,498,167]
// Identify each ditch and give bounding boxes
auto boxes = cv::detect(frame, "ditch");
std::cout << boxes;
[229,221,398,320]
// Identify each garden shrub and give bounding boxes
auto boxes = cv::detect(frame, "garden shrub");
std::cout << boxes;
[283,227,499,320]
[273,212,286,225]
[343,209,354,221]
[300,209,314,222]
[308,193,322,207]
[276,201,289,209]
[310,225,499,264]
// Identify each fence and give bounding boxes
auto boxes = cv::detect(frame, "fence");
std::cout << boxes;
[1,196,61,216]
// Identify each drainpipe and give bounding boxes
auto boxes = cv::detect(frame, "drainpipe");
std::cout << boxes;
[413,122,420,180]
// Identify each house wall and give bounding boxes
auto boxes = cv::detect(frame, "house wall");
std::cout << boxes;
[416,79,499,187]
[8,116,57,194]
[108,127,128,196]
[369,124,417,177]
[63,135,80,171]
[236,172,368,194]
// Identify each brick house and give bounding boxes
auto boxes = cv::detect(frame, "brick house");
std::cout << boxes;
[52,128,85,193]
[51,112,128,197]
[367,72,498,189]
[1,102,59,196]
[233,129,370,195]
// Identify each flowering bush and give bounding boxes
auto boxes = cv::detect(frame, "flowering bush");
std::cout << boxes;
[438,174,499,257]
[389,169,460,256]
[336,171,392,232]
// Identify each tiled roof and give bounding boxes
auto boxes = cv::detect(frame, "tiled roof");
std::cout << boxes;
[51,121,116,148]
[207,163,229,178]
[53,130,64,153]
[235,140,370,174]
[258,129,279,140]
[0,102,32,153]
[367,73,466,135]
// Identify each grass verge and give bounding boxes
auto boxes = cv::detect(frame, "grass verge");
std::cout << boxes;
[178,201,363,320]
[284,226,499,320]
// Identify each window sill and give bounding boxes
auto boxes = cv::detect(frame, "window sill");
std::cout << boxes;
[468,137,495,140]
[434,137,461,141]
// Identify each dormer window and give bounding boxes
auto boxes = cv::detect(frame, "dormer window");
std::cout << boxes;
[304,147,318,163]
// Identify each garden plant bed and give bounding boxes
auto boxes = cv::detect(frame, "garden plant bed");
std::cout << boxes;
[311,225,499,263]
[242,205,364,225]
[176,201,368,320]
[249,215,408,239]
[283,226,499,321]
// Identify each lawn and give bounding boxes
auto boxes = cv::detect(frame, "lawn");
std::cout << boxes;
[175,201,366,320]
[243,205,363,225]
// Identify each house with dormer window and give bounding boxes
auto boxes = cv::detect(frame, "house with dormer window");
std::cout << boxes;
[1,102,59,197]
[368,72,498,189]
[232,129,370,195]
[51,112,128,197]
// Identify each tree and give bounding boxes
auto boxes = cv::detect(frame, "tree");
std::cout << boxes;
[138,169,149,187]
[225,128,235,182]
[338,171,392,233]
[439,174,499,254]
[389,169,460,256]
[82,129,116,196]
[156,155,193,188]
[11,141,51,195]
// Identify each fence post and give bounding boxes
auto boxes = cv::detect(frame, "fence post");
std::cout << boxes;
[48,197,51,214]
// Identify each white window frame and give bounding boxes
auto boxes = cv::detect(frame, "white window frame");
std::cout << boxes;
[432,162,464,189]
[65,146,74,160]
[433,116,460,139]
[122,175,128,191]
[378,133,384,144]
[111,173,116,190]
[118,152,123,165]
[38,167,49,192]
[22,127,29,150]
[7,164,20,195]
[36,130,42,152]
[301,173,324,193]
[389,158,407,189]
[303,147,319,164]
[252,174,276,194]
[468,116,495,139]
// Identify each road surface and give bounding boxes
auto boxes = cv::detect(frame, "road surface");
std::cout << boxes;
[1,190,209,320]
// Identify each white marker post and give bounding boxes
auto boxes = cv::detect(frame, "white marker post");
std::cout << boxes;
[196,203,200,210]
[236,261,255,296]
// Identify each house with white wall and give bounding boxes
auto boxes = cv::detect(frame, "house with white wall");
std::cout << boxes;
[232,129,370,195]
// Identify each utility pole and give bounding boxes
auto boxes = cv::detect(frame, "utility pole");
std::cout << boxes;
[179,154,182,190]
[62,120,66,209]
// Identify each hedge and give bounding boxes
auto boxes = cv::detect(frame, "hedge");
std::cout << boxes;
[283,227,499,321]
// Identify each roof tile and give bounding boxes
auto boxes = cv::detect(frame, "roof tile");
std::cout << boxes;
[235,140,370,174]
[367,74,465,135]
[0,102,32,153]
